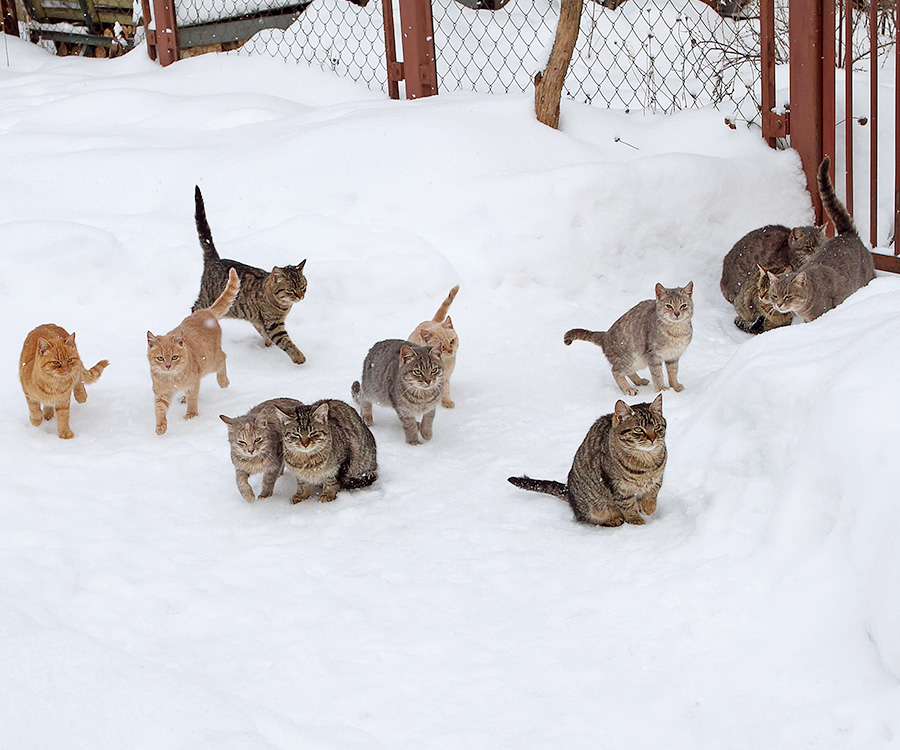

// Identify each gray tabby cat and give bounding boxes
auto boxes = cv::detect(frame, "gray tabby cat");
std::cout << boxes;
[220,397,301,503]
[764,156,876,322]
[508,395,666,526]
[564,282,693,396]
[720,223,825,304]
[351,339,444,445]
[275,399,377,503]
[192,186,309,364]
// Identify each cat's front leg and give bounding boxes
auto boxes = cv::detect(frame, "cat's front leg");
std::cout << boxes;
[648,361,669,392]
[73,381,88,403]
[627,372,649,386]
[290,480,311,504]
[398,414,421,445]
[441,379,455,409]
[638,488,659,515]
[42,405,55,421]
[664,360,684,392]
[419,408,436,441]
[216,358,229,389]
[359,400,374,426]
[55,399,74,439]
[618,496,645,525]
[25,397,44,426]
[184,387,200,419]
[236,469,256,503]
[154,392,172,435]
[259,469,279,499]
[266,323,306,365]
[319,477,339,503]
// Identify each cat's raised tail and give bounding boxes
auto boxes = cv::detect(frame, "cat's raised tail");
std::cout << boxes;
[563,328,606,347]
[205,268,240,318]
[508,475,568,499]
[432,285,460,322]
[194,185,220,264]
[818,156,856,236]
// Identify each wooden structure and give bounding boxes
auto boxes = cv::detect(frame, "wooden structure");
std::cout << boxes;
[18,0,135,54]
[761,0,900,271]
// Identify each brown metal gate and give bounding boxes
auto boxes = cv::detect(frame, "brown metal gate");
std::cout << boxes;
[762,0,900,272]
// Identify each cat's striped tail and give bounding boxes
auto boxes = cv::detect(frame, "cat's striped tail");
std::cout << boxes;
[432,285,460,322]
[339,471,378,490]
[82,359,109,384]
[563,328,606,347]
[508,475,569,499]
[206,268,241,318]
[817,156,857,236]
[194,185,221,263]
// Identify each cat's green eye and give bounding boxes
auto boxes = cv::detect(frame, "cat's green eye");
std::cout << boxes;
[413,368,422,375]
[51,360,60,366]
[67,358,75,363]
[171,355,179,361]
[431,366,440,374]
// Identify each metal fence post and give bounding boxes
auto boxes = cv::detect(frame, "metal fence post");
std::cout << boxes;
[1,0,19,36]
[150,0,180,66]
[396,0,437,98]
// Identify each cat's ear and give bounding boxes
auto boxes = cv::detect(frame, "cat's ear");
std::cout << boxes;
[146,331,158,348]
[613,400,633,423]
[273,404,295,424]
[219,415,236,426]
[766,271,780,285]
[419,329,433,343]
[655,283,666,299]
[271,266,286,281]
[794,271,808,287]
[400,344,417,363]
[649,393,663,415]
[174,329,186,347]
[443,316,454,330]
[37,337,52,355]
[296,259,307,272]
[312,402,329,424]
[682,281,693,296]
[65,332,76,347]
[816,222,828,234]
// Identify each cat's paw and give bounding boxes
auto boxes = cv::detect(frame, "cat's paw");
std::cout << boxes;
[242,493,256,504]
[625,515,646,525]
[185,411,198,420]
[291,484,311,503]
[622,387,639,397]
[319,492,337,503]
[58,428,75,440]
[632,377,649,386]
[406,437,422,446]
[74,388,87,404]
[442,398,455,408]
[42,406,55,421]
[258,489,273,499]
[156,422,167,435]
[671,383,684,392]
[289,350,306,365]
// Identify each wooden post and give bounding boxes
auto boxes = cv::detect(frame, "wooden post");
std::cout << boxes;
[151,0,179,66]
[396,0,437,99]
[534,0,583,129]
[1,0,19,37]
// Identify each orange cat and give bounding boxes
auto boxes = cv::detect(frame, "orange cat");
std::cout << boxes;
[147,268,239,435]
[19,324,109,439]
[408,285,459,408]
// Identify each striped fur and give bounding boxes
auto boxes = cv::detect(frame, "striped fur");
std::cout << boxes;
[508,395,666,527]
[192,186,308,364]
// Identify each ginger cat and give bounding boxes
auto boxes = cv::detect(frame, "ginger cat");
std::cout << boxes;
[147,268,239,435]
[19,324,109,439]
[408,285,459,408]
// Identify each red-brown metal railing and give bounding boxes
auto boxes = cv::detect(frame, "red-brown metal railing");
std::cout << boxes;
[1,0,19,37]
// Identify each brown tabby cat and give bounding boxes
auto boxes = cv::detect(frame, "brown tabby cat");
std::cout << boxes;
[720,223,825,304]
[19,324,109,439]
[220,397,301,503]
[733,263,794,334]
[509,395,666,526]
[764,156,876,322]
[148,268,239,435]
[564,283,693,396]
[408,285,459,408]
[192,186,308,364]
[275,399,377,503]
[351,339,444,445]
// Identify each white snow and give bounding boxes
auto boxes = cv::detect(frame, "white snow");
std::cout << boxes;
[2,36,900,748]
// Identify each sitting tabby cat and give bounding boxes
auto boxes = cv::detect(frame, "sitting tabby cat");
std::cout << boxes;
[275,399,377,503]
[351,339,444,445]
[509,395,666,527]
[148,268,239,435]
[764,156,876,322]
[733,263,794,334]
[720,223,824,304]
[408,284,459,408]
[19,324,109,439]
[220,397,301,503]
[564,282,693,396]
[192,186,308,364]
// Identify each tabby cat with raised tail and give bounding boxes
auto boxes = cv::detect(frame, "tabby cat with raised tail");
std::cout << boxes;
[763,156,876,322]
[275,399,377,503]
[408,284,459,408]
[192,186,308,364]
[19,324,109,439]
[508,395,666,527]
[220,397,301,503]
[351,339,444,445]
[148,268,239,435]
[720,223,824,305]
[564,282,693,396]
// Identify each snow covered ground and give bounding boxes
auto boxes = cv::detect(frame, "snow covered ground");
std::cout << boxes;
[1,36,899,749]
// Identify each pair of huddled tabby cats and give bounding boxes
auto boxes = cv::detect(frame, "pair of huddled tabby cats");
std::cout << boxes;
[721,156,876,333]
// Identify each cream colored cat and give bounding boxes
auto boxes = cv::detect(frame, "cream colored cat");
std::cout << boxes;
[19,324,109,439]
[147,268,239,435]
[409,285,459,408]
